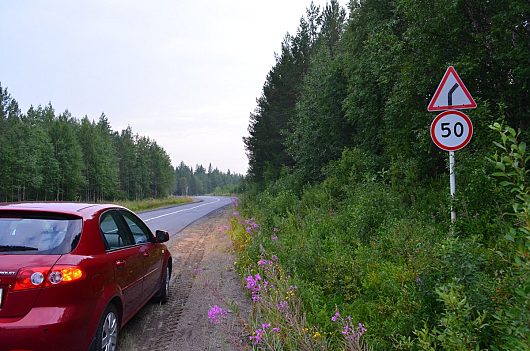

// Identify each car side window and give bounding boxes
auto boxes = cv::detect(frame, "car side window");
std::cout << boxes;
[100,211,133,250]
[120,211,152,245]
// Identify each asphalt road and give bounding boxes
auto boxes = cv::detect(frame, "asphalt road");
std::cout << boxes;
[136,196,234,236]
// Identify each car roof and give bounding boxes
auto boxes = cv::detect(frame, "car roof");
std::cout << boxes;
[0,202,126,218]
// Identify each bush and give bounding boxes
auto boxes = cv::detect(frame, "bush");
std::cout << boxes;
[234,122,529,350]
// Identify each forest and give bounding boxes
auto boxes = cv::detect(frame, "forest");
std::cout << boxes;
[235,0,529,350]
[174,161,243,196]
[0,85,241,202]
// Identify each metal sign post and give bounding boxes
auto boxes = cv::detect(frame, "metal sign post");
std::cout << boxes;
[449,151,456,223]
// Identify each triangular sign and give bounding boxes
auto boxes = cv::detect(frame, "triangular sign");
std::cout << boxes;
[428,66,476,111]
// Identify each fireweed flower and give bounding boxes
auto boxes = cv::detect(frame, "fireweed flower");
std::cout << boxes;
[262,323,271,329]
[340,318,368,343]
[245,274,261,289]
[358,323,367,336]
[208,305,227,324]
[271,235,279,241]
[276,300,288,311]
[246,273,263,303]
[249,328,265,345]
[272,327,280,333]
[233,211,240,217]
[331,311,341,322]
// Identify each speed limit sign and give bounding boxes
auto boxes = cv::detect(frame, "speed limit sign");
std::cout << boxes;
[430,110,473,151]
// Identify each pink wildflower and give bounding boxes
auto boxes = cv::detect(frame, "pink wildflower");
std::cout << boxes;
[331,311,341,322]
[208,305,227,324]
[249,328,265,345]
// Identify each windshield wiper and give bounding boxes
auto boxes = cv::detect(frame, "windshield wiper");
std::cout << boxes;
[0,245,38,252]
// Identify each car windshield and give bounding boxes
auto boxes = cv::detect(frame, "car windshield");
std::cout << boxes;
[0,215,82,255]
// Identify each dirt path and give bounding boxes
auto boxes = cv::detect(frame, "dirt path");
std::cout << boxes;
[119,208,251,351]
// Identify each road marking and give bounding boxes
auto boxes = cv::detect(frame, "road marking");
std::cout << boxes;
[143,198,221,222]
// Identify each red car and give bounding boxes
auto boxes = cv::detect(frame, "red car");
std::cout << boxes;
[0,202,172,351]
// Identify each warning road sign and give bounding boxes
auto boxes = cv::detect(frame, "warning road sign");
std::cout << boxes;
[430,110,473,151]
[428,66,476,111]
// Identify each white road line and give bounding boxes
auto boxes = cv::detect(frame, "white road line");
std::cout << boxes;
[143,197,221,222]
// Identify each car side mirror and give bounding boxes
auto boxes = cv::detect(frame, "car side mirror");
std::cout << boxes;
[155,230,170,243]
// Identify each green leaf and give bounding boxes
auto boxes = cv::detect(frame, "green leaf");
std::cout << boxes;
[493,141,506,150]
[495,162,506,171]
[519,142,526,153]
[492,172,506,177]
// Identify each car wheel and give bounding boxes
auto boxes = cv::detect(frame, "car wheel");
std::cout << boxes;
[155,263,171,303]
[94,304,119,351]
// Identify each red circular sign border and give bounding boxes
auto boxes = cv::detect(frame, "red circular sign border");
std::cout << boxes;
[430,110,473,151]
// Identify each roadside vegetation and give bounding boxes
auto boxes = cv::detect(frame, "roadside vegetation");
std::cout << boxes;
[231,1,529,350]
[116,196,193,213]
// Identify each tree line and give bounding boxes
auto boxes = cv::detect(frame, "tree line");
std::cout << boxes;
[245,0,529,185]
[0,85,241,202]
[174,161,243,196]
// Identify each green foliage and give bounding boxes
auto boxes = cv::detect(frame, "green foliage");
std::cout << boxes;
[287,1,350,183]
[487,122,530,351]
[174,161,242,196]
[0,84,177,201]
[415,283,489,351]
[237,121,529,349]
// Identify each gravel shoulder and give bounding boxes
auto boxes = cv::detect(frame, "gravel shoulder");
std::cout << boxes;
[119,207,251,351]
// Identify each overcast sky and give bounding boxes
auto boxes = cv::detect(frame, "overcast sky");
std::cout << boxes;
[0,0,344,174]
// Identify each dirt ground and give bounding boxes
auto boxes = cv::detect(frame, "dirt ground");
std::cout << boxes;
[119,207,251,351]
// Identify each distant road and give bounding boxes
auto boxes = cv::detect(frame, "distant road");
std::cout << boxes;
[136,196,234,236]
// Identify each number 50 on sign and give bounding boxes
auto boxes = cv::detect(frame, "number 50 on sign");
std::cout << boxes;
[430,110,473,151]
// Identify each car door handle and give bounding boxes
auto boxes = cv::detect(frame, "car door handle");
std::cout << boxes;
[116,260,126,268]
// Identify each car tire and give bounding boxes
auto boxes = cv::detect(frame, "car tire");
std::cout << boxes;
[93,304,120,351]
[154,263,171,303]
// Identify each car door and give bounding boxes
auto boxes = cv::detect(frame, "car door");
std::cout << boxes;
[99,210,144,319]
[119,210,164,301]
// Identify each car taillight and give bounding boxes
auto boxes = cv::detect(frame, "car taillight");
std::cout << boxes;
[13,266,84,291]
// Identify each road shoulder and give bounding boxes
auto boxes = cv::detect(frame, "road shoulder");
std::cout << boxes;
[120,207,250,350]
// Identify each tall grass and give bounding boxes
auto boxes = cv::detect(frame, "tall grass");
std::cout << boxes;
[116,196,193,212]
[227,211,370,350]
